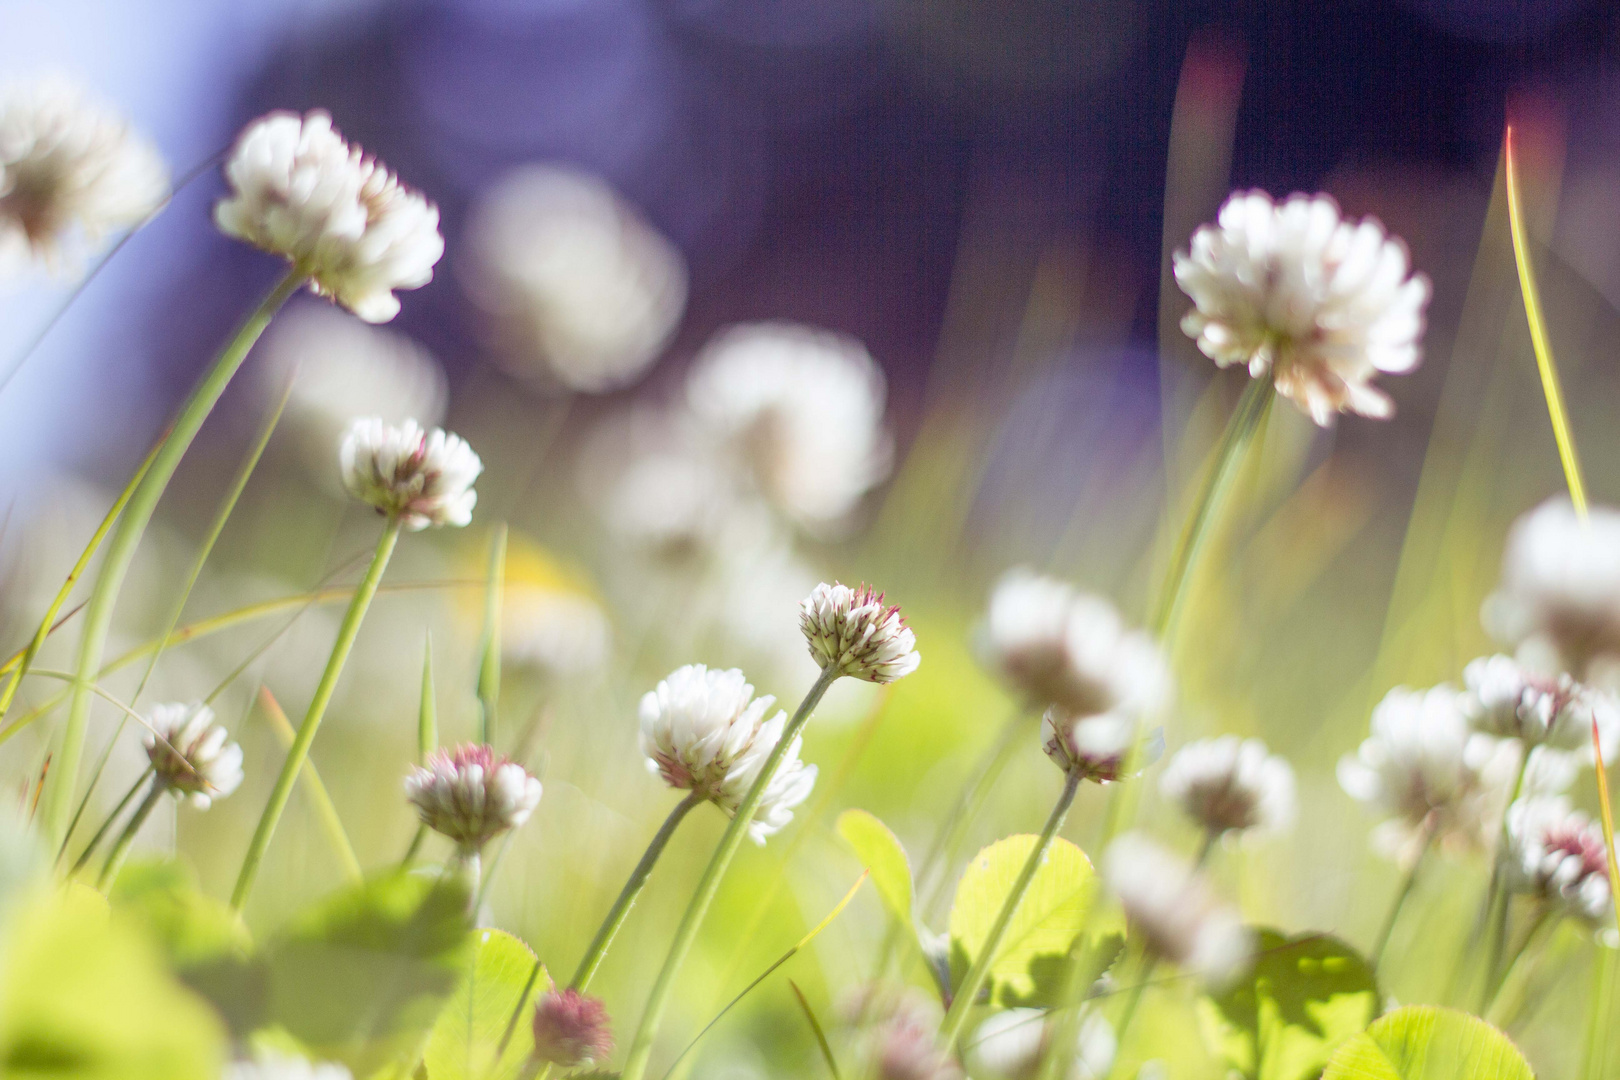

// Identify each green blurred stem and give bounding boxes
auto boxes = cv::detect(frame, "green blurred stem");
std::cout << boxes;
[619,666,840,1080]
[40,268,307,846]
[1151,373,1274,640]
[231,518,401,912]
[1584,941,1616,1080]
[69,766,154,874]
[258,689,362,883]
[939,770,1082,1049]
[1108,955,1158,1079]
[96,779,164,890]
[1484,905,1556,1019]
[1371,826,1433,971]
[572,790,705,992]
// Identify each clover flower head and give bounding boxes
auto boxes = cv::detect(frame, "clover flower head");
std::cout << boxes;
[1174,190,1430,426]
[1461,654,1620,756]
[1504,796,1615,925]
[143,702,244,810]
[1104,832,1254,987]
[1159,736,1296,837]
[0,76,168,276]
[1041,709,1163,785]
[404,743,542,851]
[800,581,920,684]
[340,417,481,530]
[964,1008,1116,1080]
[531,988,613,1069]
[215,109,442,322]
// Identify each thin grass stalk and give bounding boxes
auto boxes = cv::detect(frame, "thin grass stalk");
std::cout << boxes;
[939,770,1082,1049]
[41,269,307,845]
[257,687,361,882]
[570,791,705,993]
[788,980,841,1080]
[477,524,507,746]
[68,766,153,874]
[231,518,402,911]
[403,634,438,865]
[0,438,162,724]
[1583,942,1615,1080]
[619,666,840,1080]
[96,778,164,890]
[1371,826,1434,971]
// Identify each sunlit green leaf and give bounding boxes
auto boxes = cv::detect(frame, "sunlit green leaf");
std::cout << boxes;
[424,928,548,1080]
[1321,1005,1534,1080]
[836,809,914,927]
[264,870,475,1075]
[112,858,252,966]
[948,835,1097,1007]
[1198,928,1377,1080]
[0,880,227,1079]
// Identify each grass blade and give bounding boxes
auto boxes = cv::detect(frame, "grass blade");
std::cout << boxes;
[257,686,362,882]
[788,980,841,1080]
[477,524,507,746]
[402,634,437,865]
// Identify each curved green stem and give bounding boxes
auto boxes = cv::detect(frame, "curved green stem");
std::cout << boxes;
[69,766,154,873]
[939,770,1082,1049]
[97,780,165,890]
[572,790,704,992]
[619,666,839,1080]
[1372,827,1433,972]
[40,269,307,846]
[231,518,401,911]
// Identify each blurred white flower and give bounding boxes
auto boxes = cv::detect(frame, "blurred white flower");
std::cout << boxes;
[404,743,542,851]
[1159,736,1296,837]
[1338,685,1511,859]
[225,1053,352,1080]
[687,322,893,531]
[463,165,687,392]
[1461,654,1620,755]
[978,569,1081,708]
[1103,832,1253,987]
[964,1008,1115,1080]
[1485,498,1620,678]
[0,76,168,276]
[1041,709,1163,784]
[801,582,920,684]
[638,664,817,843]
[215,110,442,323]
[1174,190,1429,426]
[143,702,243,810]
[874,1015,961,1080]
[340,417,481,530]
[1504,796,1615,925]
[257,302,447,486]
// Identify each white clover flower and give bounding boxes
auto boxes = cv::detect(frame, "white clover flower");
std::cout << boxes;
[340,417,481,530]
[142,702,243,810]
[1103,832,1254,987]
[1159,736,1296,837]
[214,110,442,323]
[978,569,1077,706]
[1504,796,1615,925]
[639,664,818,843]
[964,1008,1115,1080]
[404,743,542,851]
[225,1053,352,1080]
[800,582,920,684]
[1041,709,1163,784]
[463,165,687,392]
[1337,685,1511,859]
[0,77,168,278]
[687,322,894,531]
[1461,654,1620,755]
[258,302,447,486]
[874,1016,961,1080]
[1173,190,1430,426]
[1484,498,1620,678]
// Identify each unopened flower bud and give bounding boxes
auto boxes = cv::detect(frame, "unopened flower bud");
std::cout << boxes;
[800,582,920,684]
[532,988,613,1069]
[404,743,541,851]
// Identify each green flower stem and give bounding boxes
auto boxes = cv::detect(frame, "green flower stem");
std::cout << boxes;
[40,268,307,846]
[1583,940,1615,1080]
[231,518,402,912]
[96,779,165,890]
[1371,825,1434,972]
[619,666,840,1080]
[938,770,1082,1050]
[69,766,154,874]
[1108,954,1158,1079]
[572,790,705,992]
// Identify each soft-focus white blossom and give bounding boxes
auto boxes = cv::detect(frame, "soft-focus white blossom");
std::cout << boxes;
[638,664,816,843]
[1504,796,1615,925]
[215,110,442,323]
[800,582,920,684]
[964,1008,1115,1080]
[1338,685,1513,860]
[1485,498,1620,678]
[1104,833,1253,987]
[404,743,542,850]
[1461,653,1620,756]
[340,417,481,530]
[1159,736,1296,837]
[1174,190,1429,426]
[463,165,687,392]
[1041,709,1163,784]
[257,302,447,486]
[687,322,893,531]
[143,702,243,810]
[0,77,167,277]
[225,1053,353,1080]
